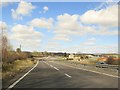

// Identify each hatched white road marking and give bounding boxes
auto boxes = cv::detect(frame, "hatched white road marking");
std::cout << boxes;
[6,61,39,90]
[65,73,72,78]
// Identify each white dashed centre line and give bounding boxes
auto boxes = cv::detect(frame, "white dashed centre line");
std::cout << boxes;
[43,61,72,78]
[50,65,54,67]
[65,73,72,78]
[53,67,59,71]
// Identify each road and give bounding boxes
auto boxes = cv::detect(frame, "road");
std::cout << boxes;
[10,60,118,88]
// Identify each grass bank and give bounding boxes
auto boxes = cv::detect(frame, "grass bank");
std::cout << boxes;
[2,59,36,79]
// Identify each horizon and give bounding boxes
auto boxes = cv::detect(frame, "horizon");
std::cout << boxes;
[15,50,119,55]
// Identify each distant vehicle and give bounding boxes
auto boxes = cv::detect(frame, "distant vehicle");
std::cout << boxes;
[96,62,108,68]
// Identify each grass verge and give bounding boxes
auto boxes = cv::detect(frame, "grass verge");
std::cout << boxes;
[2,59,36,80]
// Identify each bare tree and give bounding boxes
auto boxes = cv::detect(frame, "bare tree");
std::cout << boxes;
[2,35,8,62]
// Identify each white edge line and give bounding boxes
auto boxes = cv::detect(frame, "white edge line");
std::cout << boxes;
[65,73,72,78]
[69,65,119,78]
[53,62,119,78]
[6,61,39,90]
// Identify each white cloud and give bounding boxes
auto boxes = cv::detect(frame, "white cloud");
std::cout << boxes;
[0,2,12,7]
[53,12,117,41]
[10,24,42,50]
[53,13,83,41]
[43,43,118,53]
[0,21,7,30]
[80,5,118,27]
[5,3,118,53]
[62,44,118,53]
[85,26,118,36]
[39,6,49,14]
[56,13,79,30]
[82,45,118,54]
[43,6,48,13]
[11,1,35,20]
[88,37,96,41]
[30,18,53,30]
[43,42,68,52]
[81,37,96,46]
[45,42,60,49]
[53,34,71,41]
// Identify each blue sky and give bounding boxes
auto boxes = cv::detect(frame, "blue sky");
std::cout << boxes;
[0,1,118,53]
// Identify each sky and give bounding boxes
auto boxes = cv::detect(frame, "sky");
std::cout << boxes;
[0,1,119,53]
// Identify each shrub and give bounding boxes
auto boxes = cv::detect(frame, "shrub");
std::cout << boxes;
[106,56,118,65]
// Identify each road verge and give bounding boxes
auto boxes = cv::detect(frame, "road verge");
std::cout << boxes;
[2,59,39,90]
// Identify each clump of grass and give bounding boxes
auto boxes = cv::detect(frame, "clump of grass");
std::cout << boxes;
[2,59,35,79]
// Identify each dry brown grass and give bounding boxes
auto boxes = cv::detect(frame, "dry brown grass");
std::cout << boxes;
[65,57,99,65]
[2,59,35,79]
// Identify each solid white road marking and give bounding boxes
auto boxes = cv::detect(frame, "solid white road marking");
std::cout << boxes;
[6,61,39,90]
[52,62,119,78]
[53,67,59,71]
[69,65,119,78]
[65,73,72,78]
